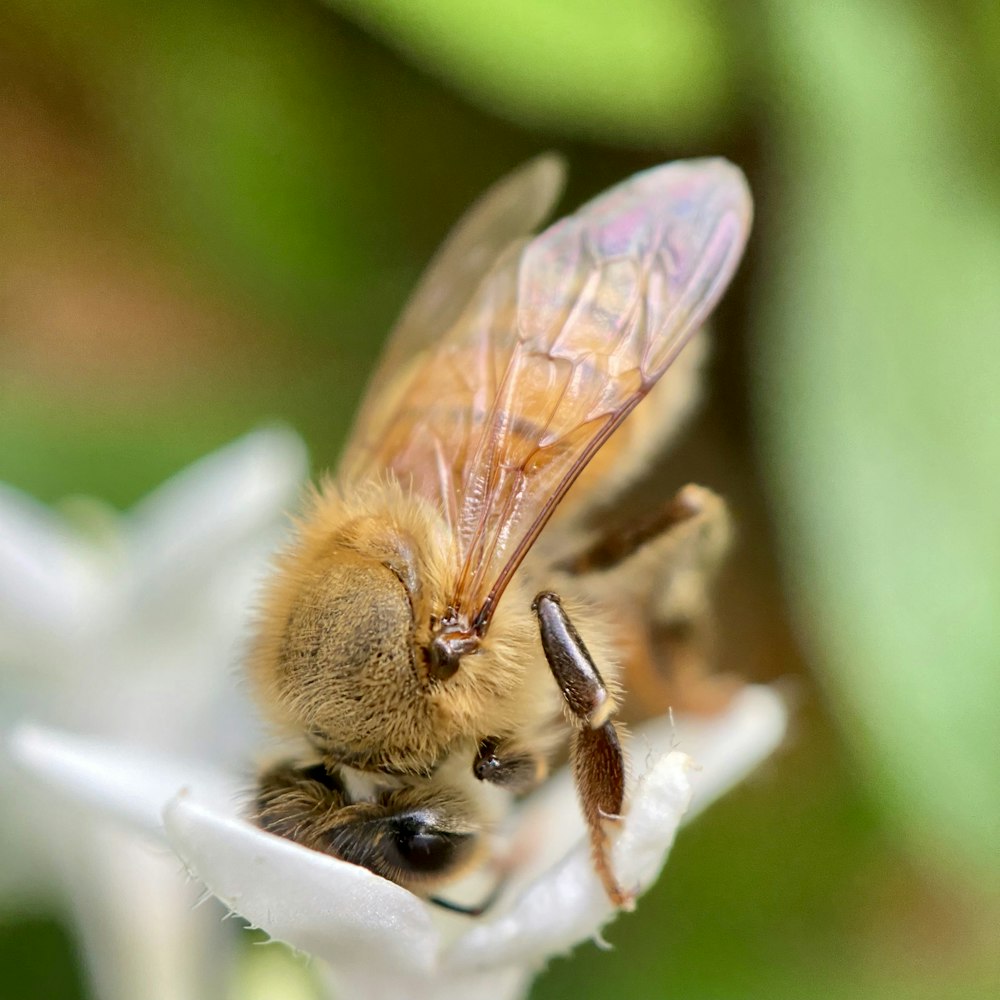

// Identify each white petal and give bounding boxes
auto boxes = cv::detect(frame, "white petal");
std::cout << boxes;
[62,831,232,1000]
[127,427,307,589]
[0,760,53,905]
[612,750,697,887]
[638,684,788,819]
[6,685,787,995]
[500,684,786,893]
[0,483,104,637]
[7,726,238,1000]
[163,793,438,974]
[449,751,693,972]
[8,724,233,840]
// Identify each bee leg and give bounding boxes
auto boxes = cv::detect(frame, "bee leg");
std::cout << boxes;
[636,485,740,716]
[570,484,739,717]
[255,762,479,886]
[572,718,630,909]
[473,737,548,794]
[563,483,729,579]
[532,592,632,910]
[254,760,365,850]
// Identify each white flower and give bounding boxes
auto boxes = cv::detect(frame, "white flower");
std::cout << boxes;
[0,429,308,1000]
[2,428,786,1000]
[11,683,785,1000]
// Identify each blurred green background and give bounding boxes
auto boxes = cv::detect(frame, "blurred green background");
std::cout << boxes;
[1,1,998,998]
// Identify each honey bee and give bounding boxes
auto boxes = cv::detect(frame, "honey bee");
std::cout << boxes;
[249,156,752,910]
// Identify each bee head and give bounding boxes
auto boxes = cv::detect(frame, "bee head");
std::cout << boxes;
[253,539,439,769]
[251,489,484,774]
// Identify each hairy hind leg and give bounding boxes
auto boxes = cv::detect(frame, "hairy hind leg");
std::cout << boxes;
[564,483,740,720]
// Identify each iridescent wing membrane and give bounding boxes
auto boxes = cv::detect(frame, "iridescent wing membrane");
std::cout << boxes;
[339,155,566,479]
[341,158,752,632]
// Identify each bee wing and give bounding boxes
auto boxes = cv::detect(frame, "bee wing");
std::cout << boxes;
[343,158,752,627]
[338,155,566,480]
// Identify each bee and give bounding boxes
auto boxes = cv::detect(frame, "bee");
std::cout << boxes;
[249,156,752,910]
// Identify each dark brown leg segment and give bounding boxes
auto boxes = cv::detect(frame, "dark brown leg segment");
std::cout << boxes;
[473,737,548,794]
[559,485,711,575]
[532,592,613,727]
[533,592,632,909]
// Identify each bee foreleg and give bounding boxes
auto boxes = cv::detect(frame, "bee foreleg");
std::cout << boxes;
[532,591,615,729]
[473,737,548,793]
[254,762,480,887]
[255,761,358,848]
[572,718,632,910]
[532,592,632,909]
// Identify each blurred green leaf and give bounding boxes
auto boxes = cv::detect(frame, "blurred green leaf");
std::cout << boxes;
[0,916,84,1000]
[757,0,1000,888]
[229,938,319,1000]
[324,0,733,144]
[129,3,389,335]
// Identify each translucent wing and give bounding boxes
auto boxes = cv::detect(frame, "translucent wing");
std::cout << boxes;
[338,155,565,480]
[342,158,753,631]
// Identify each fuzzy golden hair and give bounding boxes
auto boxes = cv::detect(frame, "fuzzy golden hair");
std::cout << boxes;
[250,477,565,775]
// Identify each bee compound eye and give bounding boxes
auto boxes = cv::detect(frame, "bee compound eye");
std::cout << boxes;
[386,814,473,876]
